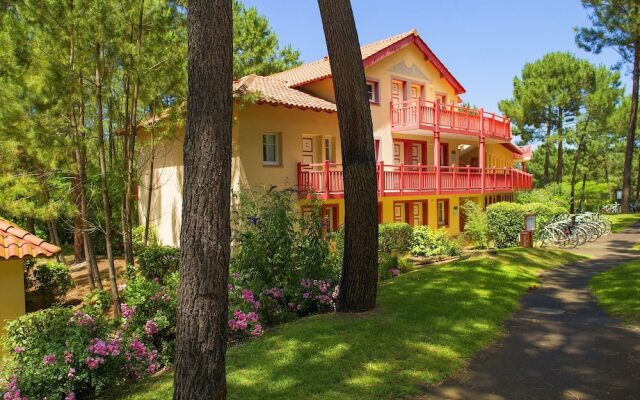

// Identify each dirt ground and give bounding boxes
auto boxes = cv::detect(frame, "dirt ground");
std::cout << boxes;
[26,256,129,312]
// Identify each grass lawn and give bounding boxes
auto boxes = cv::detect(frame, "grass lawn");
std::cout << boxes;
[606,213,640,233]
[112,249,585,400]
[591,258,640,326]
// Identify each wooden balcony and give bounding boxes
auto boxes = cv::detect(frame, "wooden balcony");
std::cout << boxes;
[297,161,533,199]
[391,100,511,141]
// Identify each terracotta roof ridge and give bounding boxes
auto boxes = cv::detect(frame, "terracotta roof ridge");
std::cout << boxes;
[0,218,61,259]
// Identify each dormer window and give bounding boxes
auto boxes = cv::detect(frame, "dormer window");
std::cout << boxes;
[366,80,379,104]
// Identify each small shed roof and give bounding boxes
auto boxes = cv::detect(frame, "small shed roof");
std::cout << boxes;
[0,219,61,260]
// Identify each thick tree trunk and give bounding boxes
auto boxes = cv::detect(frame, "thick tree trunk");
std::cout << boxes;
[544,120,551,185]
[556,110,564,186]
[635,149,640,204]
[173,0,232,399]
[622,39,640,212]
[71,173,85,264]
[96,43,121,316]
[318,0,378,312]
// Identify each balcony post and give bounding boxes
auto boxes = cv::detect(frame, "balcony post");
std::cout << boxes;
[493,166,497,190]
[378,161,385,197]
[418,163,423,192]
[479,109,486,193]
[467,165,471,193]
[323,160,330,198]
[400,163,405,194]
[297,161,303,196]
[434,131,441,195]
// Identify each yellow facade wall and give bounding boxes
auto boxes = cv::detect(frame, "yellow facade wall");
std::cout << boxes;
[0,259,25,335]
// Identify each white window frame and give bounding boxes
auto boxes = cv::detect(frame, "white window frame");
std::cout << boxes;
[262,133,281,166]
[366,80,379,104]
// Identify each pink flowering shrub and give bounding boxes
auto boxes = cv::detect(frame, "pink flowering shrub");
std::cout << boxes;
[293,279,339,315]
[1,279,169,400]
[227,277,264,341]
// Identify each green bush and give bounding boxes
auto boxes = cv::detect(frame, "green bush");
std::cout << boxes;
[137,245,180,282]
[132,225,159,254]
[32,262,73,305]
[515,184,569,209]
[410,226,461,257]
[83,289,112,314]
[378,254,414,280]
[378,223,413,255]
[486,202,525,248]
[522,202,566,239]
[231,188,338,294]
[461,201,489,248]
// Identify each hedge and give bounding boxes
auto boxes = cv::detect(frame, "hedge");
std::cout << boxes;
[378,223,413,255]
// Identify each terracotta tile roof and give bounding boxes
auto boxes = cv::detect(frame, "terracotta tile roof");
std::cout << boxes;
[234,75,336,112]
[0,219,61,260]
[270,29,466,94]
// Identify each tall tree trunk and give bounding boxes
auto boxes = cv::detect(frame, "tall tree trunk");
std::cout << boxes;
[604,155,612,202]
[556,109,564,186]
[318,0,378,312]
[121,40,134,265]
[544,120,551,185]
[622,38,640,212]
[96,43,121,316]
[173,0,232,398]
[25,218,35,234]
[570,121,589,214]
[71,173,85,264]
[144,103,157,246]
[46,220,66,264]
[635,149,640,204]
[580,171,588,211]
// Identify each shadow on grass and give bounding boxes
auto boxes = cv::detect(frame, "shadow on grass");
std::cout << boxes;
[114,249,585,400]
[591,258,640,325]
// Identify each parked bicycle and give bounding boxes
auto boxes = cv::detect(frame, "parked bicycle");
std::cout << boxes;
[601,203,621,214]
[539,212,611,249]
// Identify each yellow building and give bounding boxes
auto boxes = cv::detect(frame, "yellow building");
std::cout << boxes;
[0,219,61,335]
[138,29,532,246]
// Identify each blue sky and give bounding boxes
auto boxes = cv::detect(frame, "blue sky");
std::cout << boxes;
[244,0,628,112]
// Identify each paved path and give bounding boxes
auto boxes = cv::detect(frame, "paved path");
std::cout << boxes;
[422,222,640,400]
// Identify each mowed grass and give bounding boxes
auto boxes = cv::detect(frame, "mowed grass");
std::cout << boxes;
[607,213,640,233]
[113,249,586,400]
[591,258,640,326]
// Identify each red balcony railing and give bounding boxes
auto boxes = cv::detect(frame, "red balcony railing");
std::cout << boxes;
[390,100,511,141]
[298,161,533,199]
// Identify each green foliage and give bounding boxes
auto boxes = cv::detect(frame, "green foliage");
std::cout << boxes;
[378,254,414,281]
[132,225,159,254]
[136,245,180,282]
[378,223,413,255]
[515,184,569,209]
[32,262,73,305]
[522,202,567,238]
[83,289,113,314]
[410,226,461,257]
[231,188,338,294]
[486,202,525,248]
[461,201,489,249]
[233,0,302,78]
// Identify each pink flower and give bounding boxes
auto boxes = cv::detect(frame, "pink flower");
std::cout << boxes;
[70,311,95,327]
[231,272,241,280]
[250,324,263,337]
[300,278,311,288]
[246,312,259,322]
[64,351,74,364]
[85,356,105,370]
[88,338,109,356]
[303,292,310,299]
[120,303,136,319]
[43,354,56,366]
[332,285,340,300]
[390,268,400,278]
[65,393,76,400]
[67,368,76,380]
[144,320,159,335]
[12,346,24,354]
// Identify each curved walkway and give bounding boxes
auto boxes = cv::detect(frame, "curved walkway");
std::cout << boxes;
[423,222,640,400]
